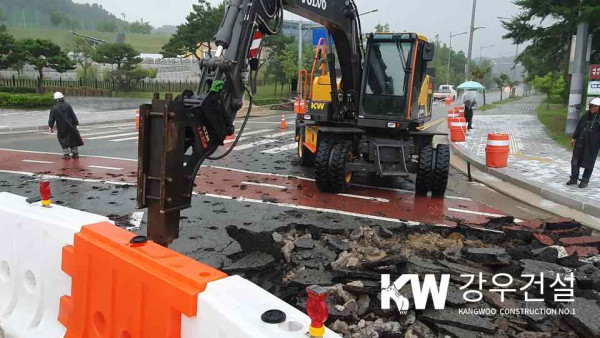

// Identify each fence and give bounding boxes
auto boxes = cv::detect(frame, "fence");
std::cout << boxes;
[0,77,200,93]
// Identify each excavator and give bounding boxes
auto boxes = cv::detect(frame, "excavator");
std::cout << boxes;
[136,0,449,246]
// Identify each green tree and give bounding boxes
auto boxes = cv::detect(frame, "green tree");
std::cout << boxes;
[502,0,600,82]
[375,23,390,33]
[93,43,141,70]
[430,41,468,86]
[161,0,224,59]
[50,12,64,27]
[471,60,494,88]
[129,19,153,34]
[493,73,511,100]
[0,26,19,70]
[20,39,74,92]
[73,37,96,82]
[97,20,118,33]
[93,42,151,90]
[532,72,567,107]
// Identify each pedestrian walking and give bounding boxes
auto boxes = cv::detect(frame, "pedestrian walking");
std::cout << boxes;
[49,92,84,160]
[567,98,600,188]
[462,91,477,130]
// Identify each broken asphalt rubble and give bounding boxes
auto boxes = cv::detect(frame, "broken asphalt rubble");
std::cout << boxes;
[219,218,600,337]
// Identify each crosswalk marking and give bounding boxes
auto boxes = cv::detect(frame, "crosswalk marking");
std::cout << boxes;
[234,139,278,151]
[262,143,297,154]
[236,129,272,137]
[86,132,138,140]
[224,137,248,144]
[82,130,132,137]
[110,136,139,142]
[88,165,123,171]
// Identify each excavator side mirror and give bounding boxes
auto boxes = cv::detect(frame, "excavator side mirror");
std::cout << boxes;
[422,42,435,62]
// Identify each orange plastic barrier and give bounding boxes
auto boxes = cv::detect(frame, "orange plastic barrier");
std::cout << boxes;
[135,110,140,131]
[449,117,467,142]
[58,223,227,338]
[444,95,454,106]
[447,110,460,128]
[486,133,510,168]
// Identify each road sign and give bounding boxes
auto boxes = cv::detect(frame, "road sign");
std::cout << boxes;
[588,81,600,96]
[591,65,600,80]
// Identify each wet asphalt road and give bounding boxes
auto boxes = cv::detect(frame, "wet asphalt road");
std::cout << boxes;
[0,92,552,269]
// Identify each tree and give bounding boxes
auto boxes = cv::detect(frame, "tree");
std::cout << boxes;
[129,19,153,34]
[470,60,493,88]
[532,72,567,108]
[0,26,17,69]
[92,42,151,90]
[98,20,118,33]
[93,43,141,70]
[73,37,95,82]
[375,23,390,33]
[0,10,6,23]
[493,74,511,100]
[50,12,64,27]
[502,0,600,82]
[19,39,74,92]
[161,0,225,60]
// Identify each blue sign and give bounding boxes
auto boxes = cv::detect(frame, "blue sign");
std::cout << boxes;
[313,28,328,46]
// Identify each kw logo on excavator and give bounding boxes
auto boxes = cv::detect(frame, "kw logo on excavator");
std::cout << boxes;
[301,0,327,10]
[311,102,326,110]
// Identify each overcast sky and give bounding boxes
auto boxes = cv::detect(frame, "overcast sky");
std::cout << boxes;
[73,0,523,57]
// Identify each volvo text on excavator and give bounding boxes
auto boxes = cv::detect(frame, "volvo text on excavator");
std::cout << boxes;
[136,0,449,246]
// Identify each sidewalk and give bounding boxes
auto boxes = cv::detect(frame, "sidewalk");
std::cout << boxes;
[0,97,282,134]
[450,95,600,219]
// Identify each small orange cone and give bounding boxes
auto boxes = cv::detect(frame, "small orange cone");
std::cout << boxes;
[135,110,140,131]
[280,113,287,130]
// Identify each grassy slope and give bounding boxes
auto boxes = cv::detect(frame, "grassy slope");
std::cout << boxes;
[537,102,573,150]
[7,27,170,53]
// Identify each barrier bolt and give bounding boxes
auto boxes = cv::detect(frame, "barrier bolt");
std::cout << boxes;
[307,285,329,338]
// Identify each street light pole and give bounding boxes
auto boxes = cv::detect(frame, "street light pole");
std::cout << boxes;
[465,0,477,81]
[480,44,495,61]
[448,32,468,85]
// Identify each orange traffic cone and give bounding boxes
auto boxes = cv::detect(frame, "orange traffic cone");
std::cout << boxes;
[135,110,140,131]
[280,113,287,130]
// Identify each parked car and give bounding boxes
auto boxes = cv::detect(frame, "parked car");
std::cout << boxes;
[433,85,457,101]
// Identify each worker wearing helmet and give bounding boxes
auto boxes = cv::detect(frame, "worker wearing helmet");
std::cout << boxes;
[49,92,84,160]
[567,98,600,188]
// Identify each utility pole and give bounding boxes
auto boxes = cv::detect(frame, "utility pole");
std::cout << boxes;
[298,20,303,75]
[465,0,477,81]
[566,0,589,135]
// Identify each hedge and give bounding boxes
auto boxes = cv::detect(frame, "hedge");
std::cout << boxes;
[0,93,55,109]
[0,87,38,94]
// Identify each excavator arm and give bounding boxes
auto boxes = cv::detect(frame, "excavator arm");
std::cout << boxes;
[137,0,364,246]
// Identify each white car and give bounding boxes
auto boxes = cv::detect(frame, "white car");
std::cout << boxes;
[434,85,457,101]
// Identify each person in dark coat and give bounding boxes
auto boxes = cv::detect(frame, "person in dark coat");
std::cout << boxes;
[567,98,600,188]
[49,92,84,160]
[462,91,477,130]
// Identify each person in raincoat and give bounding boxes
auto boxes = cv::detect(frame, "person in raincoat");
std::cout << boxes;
[462,90,477,130]
[567,98,600,188]
[49,92,84,160]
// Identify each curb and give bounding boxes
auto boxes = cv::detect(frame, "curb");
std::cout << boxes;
[450,141,600,219]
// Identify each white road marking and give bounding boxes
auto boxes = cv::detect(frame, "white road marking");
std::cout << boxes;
[88,165,124,171]
[87,123,134,129]
[447,207,505,218]
[82,130,130,137]
[234,139,278,151]
[241,181,288,190]
[338,193,390,203]
[262,143,298,154]
[0,148,137,162]
[237,129,272,136]
[202,193,423,225]
[264,131,295,138]
[86,132,138,140]
[110,136,139,142]
[21,160,54,164]
[0,169,133,186]
[224,137,248,144]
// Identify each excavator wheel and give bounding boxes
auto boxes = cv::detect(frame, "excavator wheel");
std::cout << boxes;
[297,127,315,167]
[415,146,434,196]
[315,137,336,192]
[328,141,354,193]
[431,144,450,197]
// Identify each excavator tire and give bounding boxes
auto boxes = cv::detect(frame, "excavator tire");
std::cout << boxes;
[415,146,434,196]
[328,141,354,193]
[431,144,450,197]
[297,127,315,167]
[315,137,336,192]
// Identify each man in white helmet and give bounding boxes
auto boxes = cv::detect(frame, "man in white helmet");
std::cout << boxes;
[48,92,83,160]
[567,98,600,188]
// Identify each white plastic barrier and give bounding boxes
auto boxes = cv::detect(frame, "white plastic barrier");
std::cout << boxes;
[182,275,341,338]
[0,193,108,338]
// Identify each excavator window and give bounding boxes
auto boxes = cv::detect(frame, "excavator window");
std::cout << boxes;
[363,40,413,118]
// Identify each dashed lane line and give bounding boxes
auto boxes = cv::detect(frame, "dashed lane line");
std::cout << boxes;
[88,165,124,171]
[241,181,288,190]
[86,132,138,140]
[21,159,54,164]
